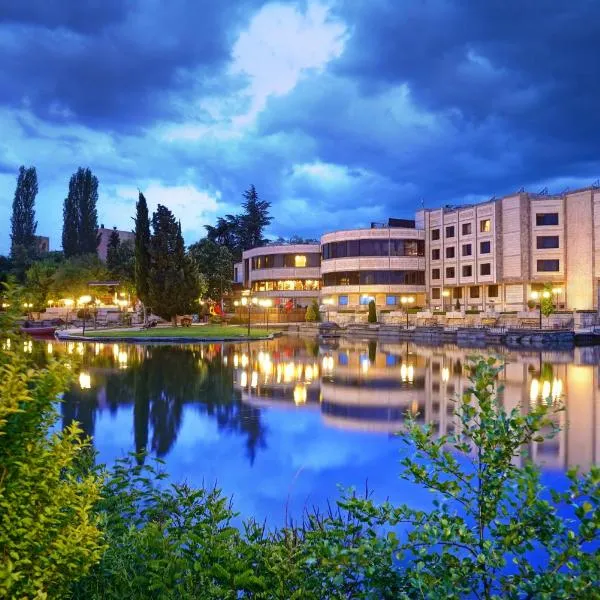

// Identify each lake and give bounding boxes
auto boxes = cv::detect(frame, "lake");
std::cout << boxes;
[39,336,600,525]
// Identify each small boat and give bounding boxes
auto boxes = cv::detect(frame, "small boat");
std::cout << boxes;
[20,325,57,337]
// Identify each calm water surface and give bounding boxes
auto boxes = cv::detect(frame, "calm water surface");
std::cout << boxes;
[40,336,600,524]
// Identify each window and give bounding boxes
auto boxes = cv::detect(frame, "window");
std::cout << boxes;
[453,287,462,299]
[536,235,560,249]
[536,213,559,226]
[480,219,491,233]
[432,248,440,260]
[431,288,441,300]
[431,229,440,241]
[360,295,373,305]
[445,226,455,238]
[537,259,560,272]
[462,244,472,256]
[386,295,397,306]
[338,352,348,365]
[462,265,472,277]
[480,263,491,276]
[294,255,307,267]
[462,222,472,235]
[432,268,440,280]
[338,295,348,306]
[480,241,491,254]
[446,246,455,259]
[446,267,455,279]
[470,286,480,299]
[488,285,499,298]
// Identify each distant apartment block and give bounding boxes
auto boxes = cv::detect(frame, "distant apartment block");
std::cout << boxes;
[97,226,135,261]
[35,236,49,254]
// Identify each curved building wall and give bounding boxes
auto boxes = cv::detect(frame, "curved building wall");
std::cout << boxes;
[320,228,427,308]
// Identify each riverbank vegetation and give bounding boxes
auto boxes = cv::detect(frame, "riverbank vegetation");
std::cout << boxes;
[80,325,271,339]
[1,295,598,598]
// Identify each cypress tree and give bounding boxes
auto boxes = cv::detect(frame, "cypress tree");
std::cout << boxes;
[134,192,151,307]
[10,166,38,258]
[106,229,120,273]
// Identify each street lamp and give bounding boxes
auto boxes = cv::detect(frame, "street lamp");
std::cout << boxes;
[400,295,415,328]
[240,292,258,337]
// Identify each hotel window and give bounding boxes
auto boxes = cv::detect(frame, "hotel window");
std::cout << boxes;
[446,267,455,279]
[462,243,472,256]
[386,295,397,306]
[432,268,440,280]
[462,222,472,235]
[536,213,559,226]
[480,219,491,233]
[537,259,560,272]
[432,248,440,260]
[446,246,455,259]
[480,263,491,276]
[462,265,473,277]
[536,235,560,249]
[480,240,491,254]
[338,295,349,306]
[445,225,455,238]
[488,285,499,298]
[431,228,440,241]
[294,255,307,267]
[431,288,441,300]
[470,286,480,299]
[453,287,462,299]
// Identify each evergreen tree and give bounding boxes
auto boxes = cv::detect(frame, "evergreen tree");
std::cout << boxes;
[10,166,38,258]
[239,184,272,250]
[134,192,151,307]
[188,238,233,302]
[368,299,377,323]
[205,214,241,259]
[148,205,199,322]
[106,229,120,273]
[62,167,100,257]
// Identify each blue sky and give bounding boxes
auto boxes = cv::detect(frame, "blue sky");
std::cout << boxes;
[1,0,599,253]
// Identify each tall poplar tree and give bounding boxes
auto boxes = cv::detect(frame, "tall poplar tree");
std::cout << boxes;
[134,192,151,308]
[10,166,38,258]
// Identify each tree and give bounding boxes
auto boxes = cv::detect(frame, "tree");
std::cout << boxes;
[50,254,109,299]
[239,185,272,250]
[541,283,555,325]
[305,299,320,322]
[134,192,151,308]
[188,239,233,302]
[106,229,121,272]
[367,299,377,323]
[25,259,61,311]
[62,167,100,257]
[10,166,38,259]
[0,284,104,598]
[148,205,199,322]
[205,214,241,259]
[106,232,135,293]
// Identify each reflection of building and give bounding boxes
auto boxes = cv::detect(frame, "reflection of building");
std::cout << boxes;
[97,226,135,261]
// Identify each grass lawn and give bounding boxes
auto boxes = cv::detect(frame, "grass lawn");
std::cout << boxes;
[83,325,271,339]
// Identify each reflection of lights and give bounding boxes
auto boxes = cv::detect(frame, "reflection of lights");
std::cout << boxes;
[293,384,307,405]
[284,362,295,383]
[223,356,228,366]
[2,338,10,350]
[322,356,334,372]
[233,354,239,368]
[76,342,84,355]
[551,378,563,401]
[113,344,120,359]
[530,378,539,405]
[118,351,128,368]
[240,371,248,387]
[401,363,415,383]
[251,371,258,388]
[23,340,33,353]
[305,365,314,381]
[410,400,418,414]
[361,358,369,374]
[46,342,53,354]
[79,372,91,390]
[530,377,562,405]
[401,364,407,381]
[241,354,249,368]
[95,343,102,355]
[408,365,414,383]
[441,367,450,383]
[67,342,75,355]
[276,364,282,383]
[542,380,551,400]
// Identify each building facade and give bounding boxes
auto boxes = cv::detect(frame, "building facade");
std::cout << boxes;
[97,226,135,262]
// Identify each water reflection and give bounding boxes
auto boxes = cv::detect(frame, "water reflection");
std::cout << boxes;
[30,337,600,473]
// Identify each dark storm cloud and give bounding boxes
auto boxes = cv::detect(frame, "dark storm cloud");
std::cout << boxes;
[0,0,263,130]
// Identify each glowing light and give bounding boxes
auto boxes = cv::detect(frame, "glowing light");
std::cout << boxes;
[284,362,295,383]
[1,303,9,308]
[530,378,539,405]
[542,380,551,400]
[67,342,75,355]
[361,358,369,374]
[400,364,407,381]
[76,342,84,355]
[95,343,102,355]
[223,356,228,366]
[408,365,414,383]
[241,354,249,368]
[79,372,91,390]
[23,340,33,353]
[240,371,248,387]
[305,365,314,381]
[322,297,334,306]
[441,367,450,383]
[233,354,239,368]
[442,290,450,297]
[293,384,307,405]
[113,344,120,360]
[46,342,53,354]
[552,287,563,295]
[530,291,539,301]
[251,371,258,388]
[78,295,92,306]
[63,299,74,307]
[551,378,563,401]
[118,351,128,368]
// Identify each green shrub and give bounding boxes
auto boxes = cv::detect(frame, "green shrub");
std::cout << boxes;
[367,300,377,323]
[305,299,320,323]
[208,315,222,324]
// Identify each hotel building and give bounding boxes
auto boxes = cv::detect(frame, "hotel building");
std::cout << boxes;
[239,186,600,312]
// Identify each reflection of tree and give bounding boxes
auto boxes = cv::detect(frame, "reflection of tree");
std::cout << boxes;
[61,387,98,441]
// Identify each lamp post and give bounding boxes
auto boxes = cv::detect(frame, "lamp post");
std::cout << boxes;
[240,291,257,337]
[78,295,93,336]
[530,290,551,329]
[400,295,415,329]
[259,298,273,332]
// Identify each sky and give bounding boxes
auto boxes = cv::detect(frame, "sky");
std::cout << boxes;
[1,0,599,254]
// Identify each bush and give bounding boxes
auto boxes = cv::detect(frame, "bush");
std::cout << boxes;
[305,299,320,323]
[208,315,222,325]
[367,299,377,323]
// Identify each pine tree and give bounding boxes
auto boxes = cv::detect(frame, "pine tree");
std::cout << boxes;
[134,192,151,308]
[239,185,272,250]
[10,166,38,258]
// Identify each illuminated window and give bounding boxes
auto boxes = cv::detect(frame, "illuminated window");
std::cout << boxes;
[480,219,491,233]
[294,255,307,267]
[338,295,348,306]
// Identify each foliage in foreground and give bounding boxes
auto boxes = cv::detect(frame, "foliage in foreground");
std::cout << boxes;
[0,285,104,599]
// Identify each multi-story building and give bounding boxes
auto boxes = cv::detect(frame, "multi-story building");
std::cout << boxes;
[97,226,135,261]
[35,235,50,254]
[238,243,321,307]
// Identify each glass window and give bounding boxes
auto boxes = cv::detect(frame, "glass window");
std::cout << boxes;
[480,219,491,233]
[488,285,499,298]
[347,240,359,256]
[462,222,472,235]
[470,286,480,299]
[446,246,455,259]
[536,213,559,226]
[462,265,472,277]
[294,255,307,267]
[462,244,472,256]
[432,268,440,280]
[537,259,560,272]
[453,287,462,299]
[431,229,440,241]
[536,236,559,249]
[480,241,491,254]
[386,295,397,306]
[389,239,404,256]
[432,248,440,260]
[338,295,348,306]
[445,226,455,238]
[431,288,441,300]
[446,267,455,279]
[480,263,491,276]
